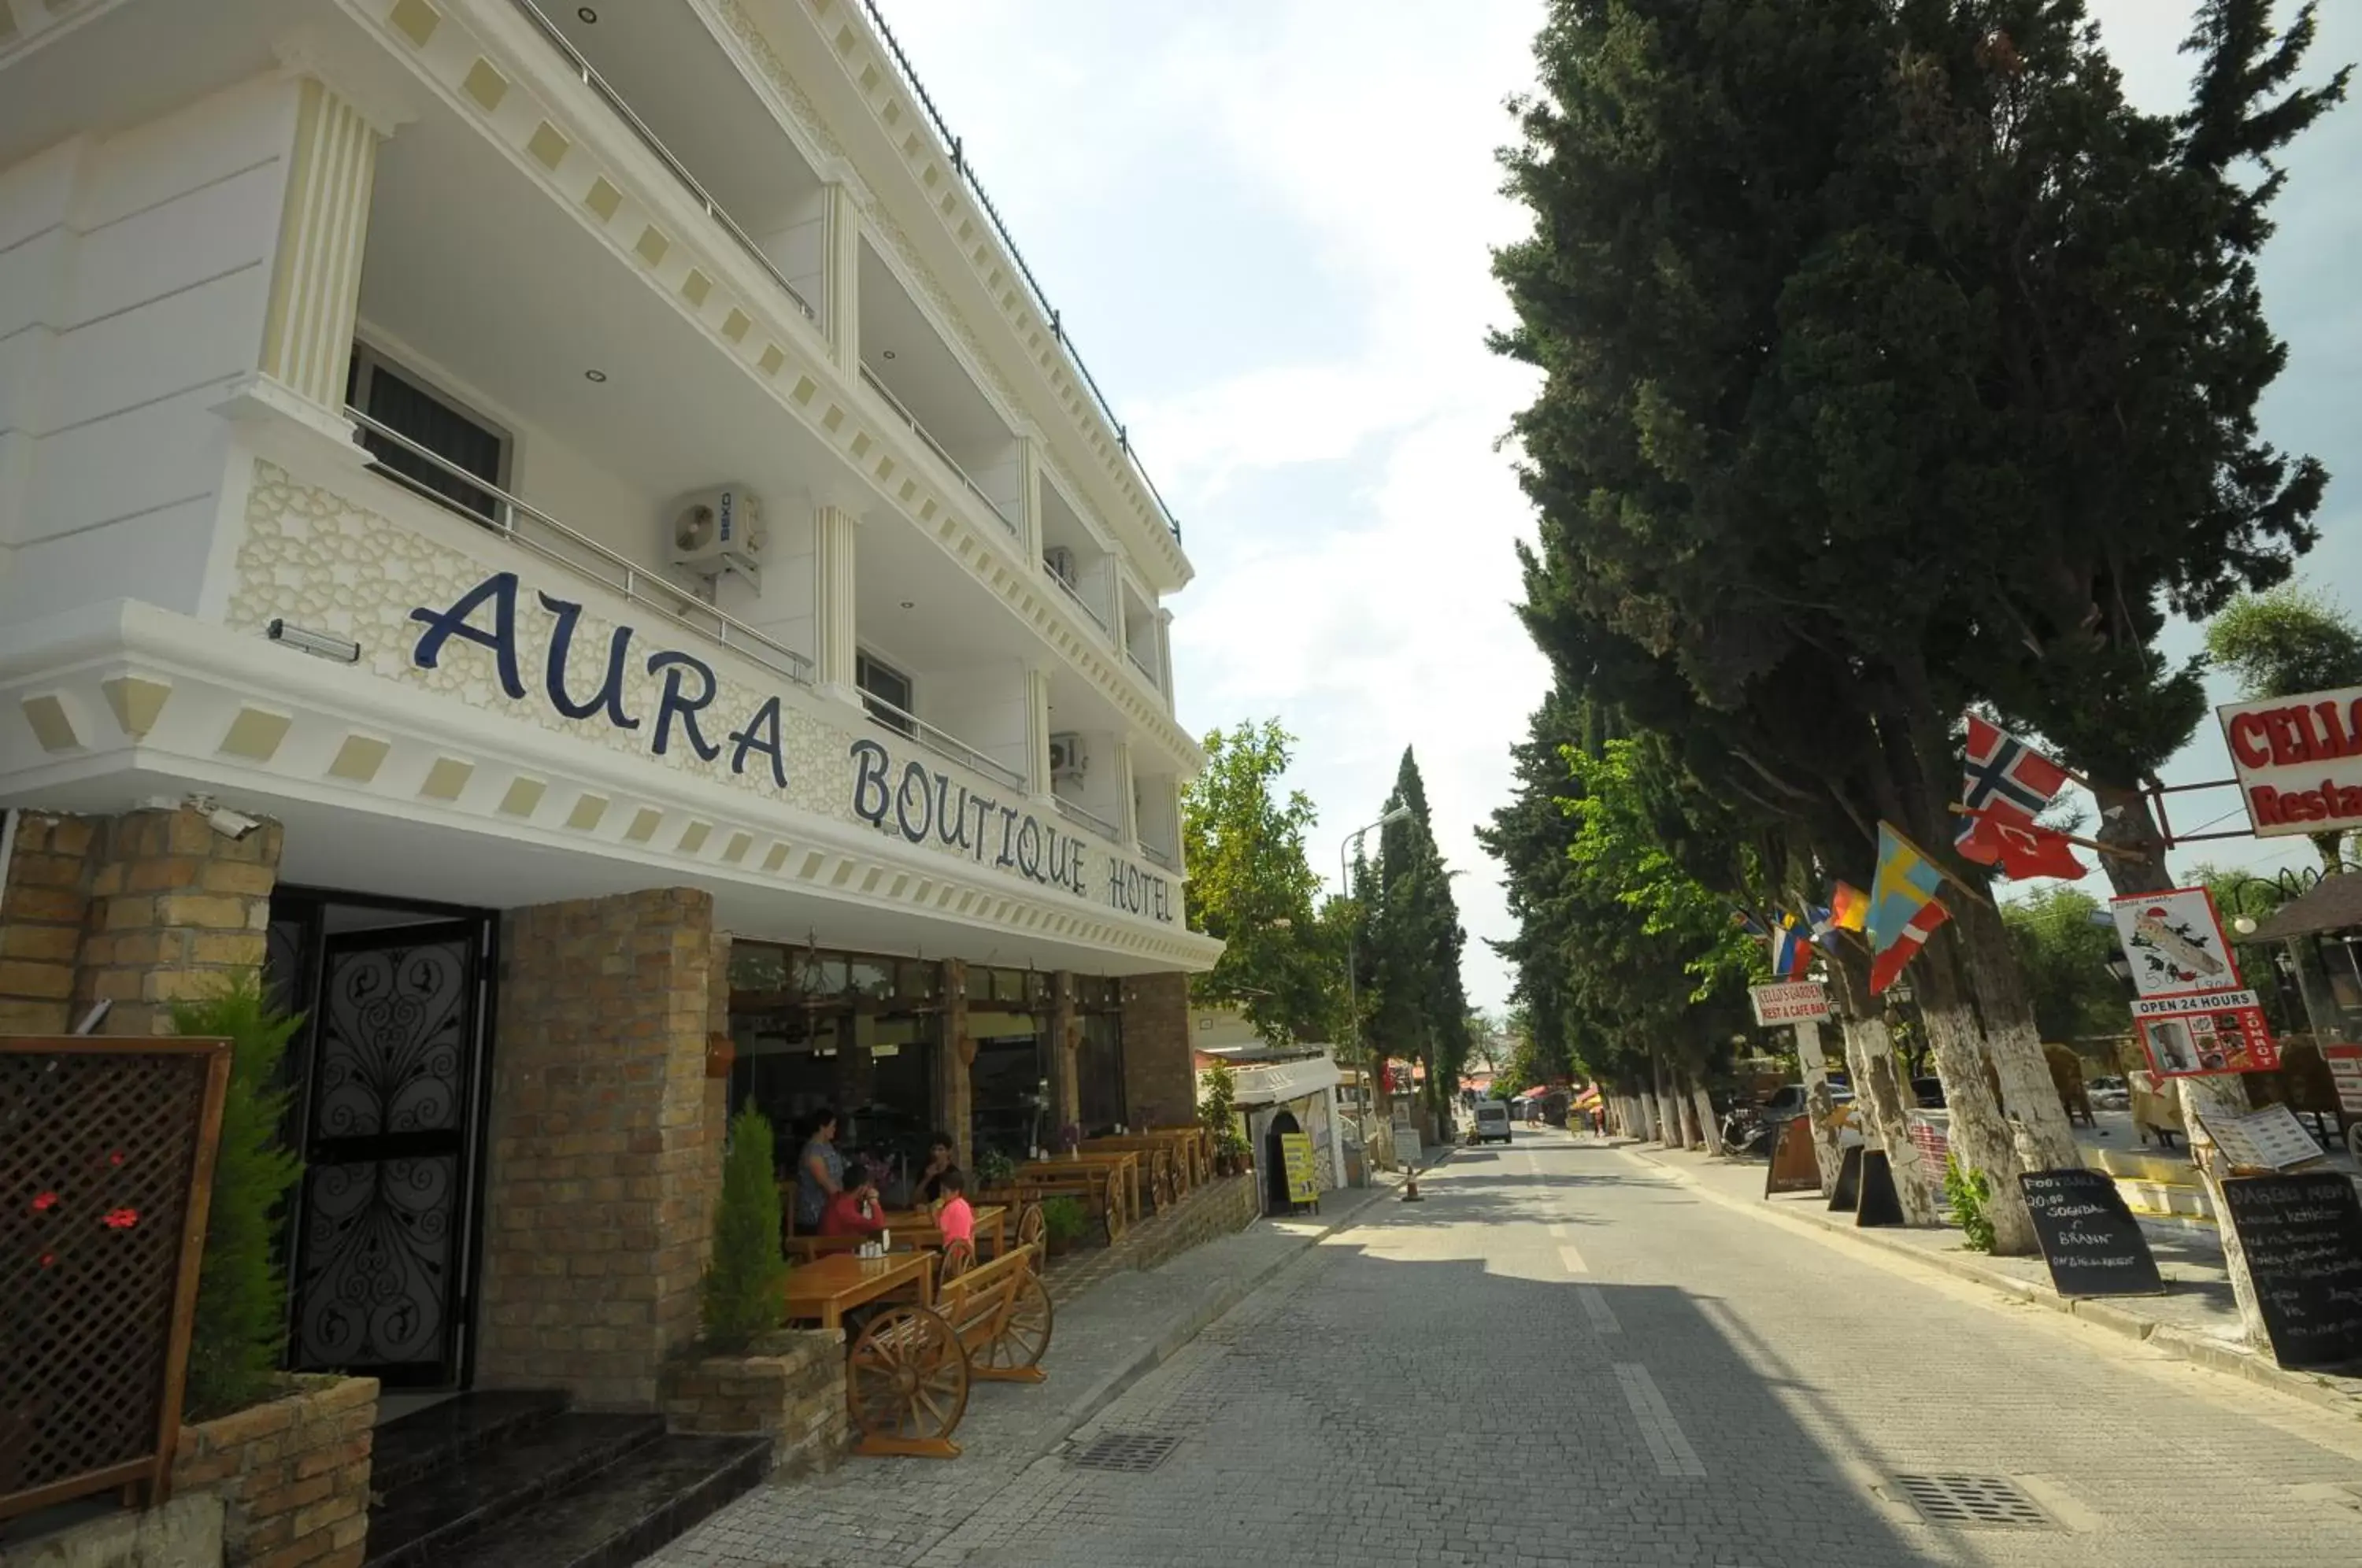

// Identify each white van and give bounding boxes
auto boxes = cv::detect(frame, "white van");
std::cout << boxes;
[1473,1100,1512,1145]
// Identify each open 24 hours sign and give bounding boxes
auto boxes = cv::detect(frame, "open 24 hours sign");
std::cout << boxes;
[2110,886,2279,1078]
[2218,684,2362,837]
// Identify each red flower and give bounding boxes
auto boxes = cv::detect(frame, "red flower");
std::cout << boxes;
[39,1251,56,1268]
[108,1150,125,1167]
[31,1191,57,1213]
[102,1207,139,1230]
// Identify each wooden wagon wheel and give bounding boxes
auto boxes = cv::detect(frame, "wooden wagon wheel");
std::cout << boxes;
[1014,1201,1046,1256]
[979,1267,1055,1374]
[1151,1148,1176,1211]
[847,1307,968,1452]
[1101,1167,1128,1242]
[937,1238,975,1284]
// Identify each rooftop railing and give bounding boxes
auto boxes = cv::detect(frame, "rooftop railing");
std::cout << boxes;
[854,0,1183,545]
[343,406,816,689]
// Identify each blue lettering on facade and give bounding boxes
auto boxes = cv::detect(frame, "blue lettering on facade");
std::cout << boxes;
[646,651,722,762]
[409,571,527,699]
[727,697,788,788]
[538,591,638,728]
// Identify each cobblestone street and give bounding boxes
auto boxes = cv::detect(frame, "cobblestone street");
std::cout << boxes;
[650,1133,2362,1566]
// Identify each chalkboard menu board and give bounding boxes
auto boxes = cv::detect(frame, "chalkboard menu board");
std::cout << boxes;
[2219,1172,2362,1371]
[2018,1169,2163,1299]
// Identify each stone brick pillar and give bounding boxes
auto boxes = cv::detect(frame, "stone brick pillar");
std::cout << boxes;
[1120,972,1194,1130]
[0,812,94,1034]
[478,889,720,1410]
[78,808,280,1034]
[938,960,973,1170]
[1050,972,1081,1133]
[0,806,279,1037]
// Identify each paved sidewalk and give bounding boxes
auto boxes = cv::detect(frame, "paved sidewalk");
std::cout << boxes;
[1627,1141,2362,1418]
[643,1170,1422,1566]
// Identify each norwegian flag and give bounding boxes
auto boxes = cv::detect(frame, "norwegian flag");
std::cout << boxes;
[1956,716,2069,863]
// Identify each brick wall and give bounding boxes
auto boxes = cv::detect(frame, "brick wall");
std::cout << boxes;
[0,807,280,1037]
[1120,972,1194,1130]
[170,1374,377,1568]
[0,812,92,1034]
[1044,1172,1260,1305]
[660,1328,847,1477]
[476,889,720,1409]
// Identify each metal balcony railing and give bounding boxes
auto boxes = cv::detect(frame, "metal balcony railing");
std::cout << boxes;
[853,0,1182,545]
[1126,638,1158,686]
[509,0,816,322]
[858,691,1027,791]
[343,407,816,689]
[859,364,1020,538]
[1053,795,1121,843]
[1046,568,1109,635]
[1140,842,1180,874]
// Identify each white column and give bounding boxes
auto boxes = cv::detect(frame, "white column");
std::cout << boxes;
[1018,434,1044,563]
[1115,740,1139,846]
[1154,607,1175,700]
[1023,667,1054,799]
[258,76,383,413]
[813,505,859,704]
[818,182,860,378]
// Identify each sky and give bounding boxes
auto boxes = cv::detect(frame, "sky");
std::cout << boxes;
[879,1,2362,1010]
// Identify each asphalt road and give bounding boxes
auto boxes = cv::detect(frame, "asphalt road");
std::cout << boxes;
[656,1131,2362,1566]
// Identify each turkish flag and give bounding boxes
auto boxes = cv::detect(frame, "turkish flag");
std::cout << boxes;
[1960,804,2086,881]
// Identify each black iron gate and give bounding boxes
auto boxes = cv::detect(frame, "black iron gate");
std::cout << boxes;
[268,904,494,1389]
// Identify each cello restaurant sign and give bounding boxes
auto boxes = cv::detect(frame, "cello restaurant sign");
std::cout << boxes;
[2218,685,2362,838]
[406,571,1175,924]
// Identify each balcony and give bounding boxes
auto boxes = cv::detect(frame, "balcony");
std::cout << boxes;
[859,364,1018,538]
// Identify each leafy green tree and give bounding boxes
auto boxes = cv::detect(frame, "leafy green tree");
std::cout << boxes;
[2205,582,2362,867]
[1181,719,1342,1045]
[2000,887,2127,1044]
[172,979,305,1419]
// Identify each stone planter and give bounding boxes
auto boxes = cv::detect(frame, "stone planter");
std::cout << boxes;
[170,1374,377,1568]
[661,1329,847,1478]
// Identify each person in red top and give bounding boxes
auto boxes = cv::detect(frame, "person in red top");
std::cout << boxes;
[818,1180,887,1237]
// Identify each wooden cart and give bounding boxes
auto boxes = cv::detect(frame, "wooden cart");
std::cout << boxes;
[843,1244,1054,1459]
[1079,1135,1190,1211]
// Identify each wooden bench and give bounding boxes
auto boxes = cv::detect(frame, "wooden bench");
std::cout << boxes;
[844,1244,1053,1460]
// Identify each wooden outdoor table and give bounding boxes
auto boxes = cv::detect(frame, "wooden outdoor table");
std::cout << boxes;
[781,1252,933,1333]
[1017,1152,1141,1226]
[1079,1135,1190,1207]
[879,1204,1009,1259]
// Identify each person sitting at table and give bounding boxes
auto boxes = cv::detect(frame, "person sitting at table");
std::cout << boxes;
[915,1130,958,1204]
[933,1167,976,1247]
[819,1178,888,1238]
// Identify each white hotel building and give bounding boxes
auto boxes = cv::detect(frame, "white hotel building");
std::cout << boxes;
[0,0,1216,1405]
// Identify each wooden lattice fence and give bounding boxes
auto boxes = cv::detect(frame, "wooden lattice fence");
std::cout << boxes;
[1,1036,229,1521]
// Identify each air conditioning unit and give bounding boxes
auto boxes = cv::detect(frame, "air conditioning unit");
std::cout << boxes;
[1044,546,1077,586]
[668,487,765,583]
[1050,732,1086,783]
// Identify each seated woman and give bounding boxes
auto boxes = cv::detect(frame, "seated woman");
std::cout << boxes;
[818,1179,888,1237]
[932,1167,975,1248]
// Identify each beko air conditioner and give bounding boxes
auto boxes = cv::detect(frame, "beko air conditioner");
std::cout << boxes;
[1044,546,1078,586]
[667,486,765,585]
[1050,733,1086,783]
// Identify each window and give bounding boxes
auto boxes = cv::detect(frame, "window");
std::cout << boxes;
[346,344,509,524]
[857,651,915,736]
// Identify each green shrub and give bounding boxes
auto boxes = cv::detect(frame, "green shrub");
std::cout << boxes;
[702,1106,787,1352]
[976,1146,1016,1187]
[1039,1196,1090,1244]
[171,978,305,1421]
[1945,1155,1995,1253]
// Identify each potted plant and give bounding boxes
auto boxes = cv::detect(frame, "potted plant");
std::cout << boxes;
[1198,1060,1240,1174]
[976,1146,1017,1193]
[1038,1196,1089,1256]
[702,1106,788,1351]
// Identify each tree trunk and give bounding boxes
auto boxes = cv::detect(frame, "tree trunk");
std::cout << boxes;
[1690,1079,1718,1157]
[2090,778,2271,1347]
[1791,1019,1845,1192]
[1827,948,1943,1225]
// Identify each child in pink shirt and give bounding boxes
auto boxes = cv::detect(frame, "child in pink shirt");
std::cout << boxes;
[934,1167,976,1249]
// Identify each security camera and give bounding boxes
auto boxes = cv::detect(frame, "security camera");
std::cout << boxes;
[186,797,263,839]
[206,807,262,840]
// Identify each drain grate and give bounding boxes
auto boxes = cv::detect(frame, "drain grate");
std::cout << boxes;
[1890,1473,2053,1530]
[1068,1431,1181,1473]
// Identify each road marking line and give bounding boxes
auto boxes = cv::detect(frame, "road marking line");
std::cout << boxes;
[1549,1222,1573,1241]
[1577,1285,1621,1334]
[1615,1363,1705,1477]
[1557,1242,1588,1275]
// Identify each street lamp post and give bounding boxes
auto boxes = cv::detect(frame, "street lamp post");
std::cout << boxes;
[1341,804,1412,1182]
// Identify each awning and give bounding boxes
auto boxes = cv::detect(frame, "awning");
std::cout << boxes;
[1231,1055,1343,1107]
